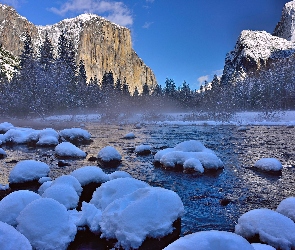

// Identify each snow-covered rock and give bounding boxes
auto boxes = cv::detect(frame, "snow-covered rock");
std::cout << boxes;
[55,142,86,158]
[97,146,122,162]
[108,171,132,180]
[163,230,254,250]
[51,175,82,196]
[254,158,283,171]
[174,140,206,152]
[2,128,35,144]
[0,122,14,133]
[0,190,41,226]
[0,148,7,158]
[9,160,50,184]
[17,198,77,250]
[100,186,184,249]
[135,144,152,155]
[70,166,109,186]
[38,176,52,184]
[123,132,135,139]
[183,158,204,173]
[59,128,91,143]
[276,197,295,222]
[90,177,150,210]
[251,243,276,250]
[0,221,32,250]
[38,181,52,195]
[235,208,295,249]
[36,128,59,146]
[42,184,79,210]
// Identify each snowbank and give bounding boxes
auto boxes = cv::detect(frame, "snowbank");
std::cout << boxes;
[97,146,122,162]
[163,230,254,250]
[254,158,283,171]
[55,142,86,158]
[100,186,184,249]
[0,221,32,250]
[9,160,50,184]
[70,166,109,186]
[235,208,295,249]
[17,198,77,250]
[276,197,295,222]
[0,190,41,226]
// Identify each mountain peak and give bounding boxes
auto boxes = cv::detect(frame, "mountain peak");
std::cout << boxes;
[273,0,295,41]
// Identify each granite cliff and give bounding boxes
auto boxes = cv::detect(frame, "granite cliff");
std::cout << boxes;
[0,4,156,93]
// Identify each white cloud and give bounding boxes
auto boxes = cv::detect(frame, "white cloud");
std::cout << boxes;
[146,0,154,3]
[142,21,153,29]
[50,0,133,27]
[1,0,21,8]
[197,75,209,85]
[213,69,223,77]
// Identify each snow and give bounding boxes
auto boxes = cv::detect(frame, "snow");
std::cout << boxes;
[163,231,254,250]
[17,198,77,250]
[36,128,59,146]
[55,142,86,158]
[0,122,14,133]
[0,148,6,157]
[123,132,135,139]
[100,186,184,249]
[135,144,152,154]
[38,176,52,184]
[174,140,206,152]
[251,243,276,250]
[38,181,52,195]
[70,166,109,186]
[254,158,283,171]
[183,158,204,173]
[1,128,35,144]
[90,177,150,210]
[51,175,82,196]
[42,184,79,210]
[97,146,122,162]
[276,197,295,222]
[59,128,91,142]
[0,190,40,226]
[9,160,50,184]
[235,208,295,249]
[108,171,132,180]
[0,221,32,250]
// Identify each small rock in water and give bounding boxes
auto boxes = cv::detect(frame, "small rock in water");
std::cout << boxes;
[58,160,71,167]
[220,198,231,206]
[123,132,136,139]
[88,156,98,162]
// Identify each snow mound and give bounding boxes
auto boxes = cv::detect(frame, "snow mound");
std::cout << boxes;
[97,146,122,162]
[100,186,184,249]
[38,181,52,195]
[55,142,86,158]
[0,190,41,226]
[9,160,50,184]
[36,128,59,146]
[0,221,32,250]
[254,158,283,171]
[52,175,82,196]
[2,128,35,144]
[251,243,276,250]
[0,122,14,133]
[70,166,109,186]
[163,230,254,250]
[0,148,7,158]
[276,197,295,222]
[42,184,79,209]
[154,140,223,172]
[59,128,91,142]
[17,198,77,250]
[235,208,295,249]
[123,132,135,139]
[135,144,152,154]
[90,177,150,210]
[38,176,52,184]
[108,171,132,180]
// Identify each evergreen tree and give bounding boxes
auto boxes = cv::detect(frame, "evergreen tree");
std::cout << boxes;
[142,82,150,96]
[164,78,176,97]
[133,87,139,97]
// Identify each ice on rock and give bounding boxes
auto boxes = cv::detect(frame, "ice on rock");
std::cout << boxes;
[59,128,91,142]
[251,243,276,250]
[123,132,135,139]
[55,142,86,158]
[108,171,132,180]
[0,190,41,226]
[235,208,295,249]
[38,181,52,195]
[70,166,109,186]
[17,198,77,250]
[52,175,82,196]
[163,230,254,250]
[36,128,59,146]
[183,158,204,173]
[276,197,295,222]
[42,184,79,210]
[97,146,122,162]
[90,177,150,210]
[9,160,50,184]
[100,186,184,249]
[0,122,14,133]
[0,221,32,250]
[254,158,283,171]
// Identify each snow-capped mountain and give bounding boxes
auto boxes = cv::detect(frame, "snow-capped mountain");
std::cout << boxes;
[0,4,156,93]
[221,0,295,84]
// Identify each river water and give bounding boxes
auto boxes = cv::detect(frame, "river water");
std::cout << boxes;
[1,123,295,235]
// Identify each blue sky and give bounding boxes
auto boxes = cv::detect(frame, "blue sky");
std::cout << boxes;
[1,0,289,89]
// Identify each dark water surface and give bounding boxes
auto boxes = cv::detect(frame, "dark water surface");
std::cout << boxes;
[1,124,295,235]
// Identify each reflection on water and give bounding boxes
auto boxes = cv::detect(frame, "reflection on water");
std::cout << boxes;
[1,124,295,235]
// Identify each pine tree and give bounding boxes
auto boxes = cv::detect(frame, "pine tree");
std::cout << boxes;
[142,82,150,96]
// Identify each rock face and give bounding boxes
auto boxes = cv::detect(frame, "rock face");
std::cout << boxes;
[0,4,156,93]
[221,0,295,84]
